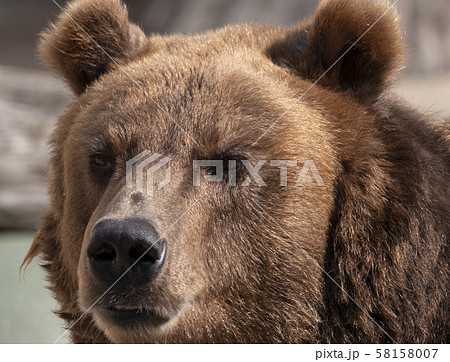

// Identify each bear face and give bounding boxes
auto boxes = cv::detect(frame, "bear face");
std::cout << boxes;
[24,0,449,343]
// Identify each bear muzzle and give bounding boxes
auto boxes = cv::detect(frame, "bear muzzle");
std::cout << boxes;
[87,218,167,288]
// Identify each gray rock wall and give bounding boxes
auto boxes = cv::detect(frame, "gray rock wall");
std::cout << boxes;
[0,66,71,229]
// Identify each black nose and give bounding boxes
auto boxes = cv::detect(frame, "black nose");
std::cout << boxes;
[87,218,167,286]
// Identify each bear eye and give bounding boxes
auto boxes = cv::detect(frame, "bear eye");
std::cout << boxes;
[204,151,247,184]
[91,155,111,169]
[89,152,115,186]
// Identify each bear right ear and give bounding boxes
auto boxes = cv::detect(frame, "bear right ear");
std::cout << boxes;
[39,0,145,95]
[268,0,404,102]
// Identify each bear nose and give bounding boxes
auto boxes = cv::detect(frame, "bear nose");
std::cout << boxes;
[87,218,167,286]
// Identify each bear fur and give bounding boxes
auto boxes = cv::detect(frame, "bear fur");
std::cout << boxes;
[24,0,449,343]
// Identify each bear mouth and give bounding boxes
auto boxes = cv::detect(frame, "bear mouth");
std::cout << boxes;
[100,304,170,327]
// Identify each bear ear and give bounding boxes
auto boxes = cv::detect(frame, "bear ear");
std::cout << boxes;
[268,0,404,102]
[39,0,145,95]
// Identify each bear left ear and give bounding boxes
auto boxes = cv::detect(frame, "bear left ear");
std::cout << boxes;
[268,0,404,102]
[39,0,145,95]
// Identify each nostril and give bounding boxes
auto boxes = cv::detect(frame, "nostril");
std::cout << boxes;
[93,243,116,262]
[129,243,159,263]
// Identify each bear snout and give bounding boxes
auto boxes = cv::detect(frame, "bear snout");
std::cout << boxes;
[87,218,167,287]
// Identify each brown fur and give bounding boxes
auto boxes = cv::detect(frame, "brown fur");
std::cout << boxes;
[25,0,449,343]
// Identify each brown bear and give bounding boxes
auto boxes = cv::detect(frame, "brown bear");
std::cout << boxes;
[24,0,449,343]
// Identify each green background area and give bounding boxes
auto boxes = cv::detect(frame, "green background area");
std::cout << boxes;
[0,232,69,343]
